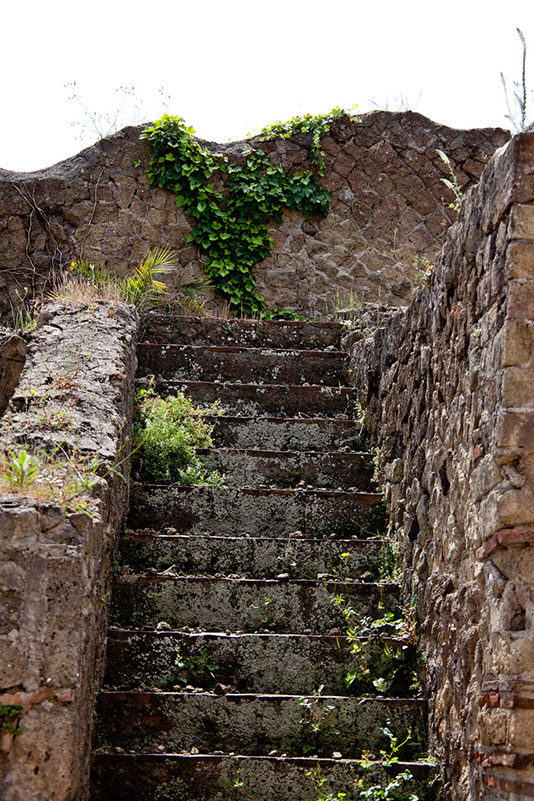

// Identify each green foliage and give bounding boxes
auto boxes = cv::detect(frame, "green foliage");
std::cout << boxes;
[0,704,22,736]
[174,644,218,687]
[131,383,224,485]
[297,685,338,755]
[357,726,422,800]
[332,596,420,698]
[259,106,358,174]
[141,114,332,315]
[414,256,434,287]
[2,449,38,492]
[357,769,418,801]
[0,443,103,512]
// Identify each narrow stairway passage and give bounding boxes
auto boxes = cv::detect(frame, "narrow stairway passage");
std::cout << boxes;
[91,315,436,801]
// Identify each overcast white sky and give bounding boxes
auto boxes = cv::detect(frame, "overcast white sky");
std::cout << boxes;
[2,0,533,172]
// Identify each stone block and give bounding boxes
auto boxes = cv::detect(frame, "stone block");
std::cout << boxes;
[498,487,534,528]
[496,410,534,449]
[509,204,534,240]
[502,367,534,407]
[478,709,508,745]
[506,241,534,279]
[510,710,534,750]
[507,280,534,321]
[494,321,532,367]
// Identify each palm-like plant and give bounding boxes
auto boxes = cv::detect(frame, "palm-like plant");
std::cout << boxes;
[57,247,211,311]
[119,247,173,308]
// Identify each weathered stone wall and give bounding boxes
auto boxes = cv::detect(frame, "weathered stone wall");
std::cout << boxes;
[0,331,27,415]
[0,112,508,320]
[0,302,138,801]
[349,131,534,799]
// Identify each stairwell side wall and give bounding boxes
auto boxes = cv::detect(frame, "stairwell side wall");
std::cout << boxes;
[348,131,534,800]
[0,301,138,801]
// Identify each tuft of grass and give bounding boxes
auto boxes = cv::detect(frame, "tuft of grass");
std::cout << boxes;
[53,248,175,309]
[330,289,362,320]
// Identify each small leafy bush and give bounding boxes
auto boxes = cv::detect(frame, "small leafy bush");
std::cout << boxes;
[131,384,224,485]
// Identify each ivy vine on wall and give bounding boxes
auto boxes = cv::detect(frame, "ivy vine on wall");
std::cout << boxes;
[141,110,352,315]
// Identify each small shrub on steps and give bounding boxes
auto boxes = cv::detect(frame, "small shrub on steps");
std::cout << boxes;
[131,383,224,485]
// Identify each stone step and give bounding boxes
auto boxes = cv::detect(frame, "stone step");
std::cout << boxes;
[139,315,343,350]
[137,343,349,386]
[128,485,384,538]
[136,378,355,417]
[119,532,387,580]
[91,753,437,801]
[105,629,409,696]
[110,575,398,633]
[197,448,376,490]
[209,415,365,452]
[95,691,427,759]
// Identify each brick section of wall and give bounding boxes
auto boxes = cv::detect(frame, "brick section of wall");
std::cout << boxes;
[0,112,508,319]
[0,302,138,801]
[348,131,534,800]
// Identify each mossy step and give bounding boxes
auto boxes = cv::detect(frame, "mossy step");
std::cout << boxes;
[137,343,349,386]
[197,448,376,490]
[119,532,388,580]
[136,378,355,417]
[128,484,384,538]
[110,575,398,634]
[105,629,413,697]
[91,752,439,801]
[95,691,427,759]
[209,415,365,452]
[139,315,343,349]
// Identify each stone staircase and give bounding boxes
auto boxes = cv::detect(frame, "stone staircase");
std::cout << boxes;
[91,316,435,800]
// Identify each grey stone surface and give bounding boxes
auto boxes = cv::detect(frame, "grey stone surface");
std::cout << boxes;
[96,691,426,757]
[91,753,435,801]
[0,302,138,801]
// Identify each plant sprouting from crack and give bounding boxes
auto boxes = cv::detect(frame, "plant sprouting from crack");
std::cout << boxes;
[436,150,465,213]
[2,449,38,492]
[297,685,339,755]
[501,28,533,133]
[0,704,23,736]
[331,595,420,697]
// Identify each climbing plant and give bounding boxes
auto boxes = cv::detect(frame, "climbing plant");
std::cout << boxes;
[140,112,348,315]
[259,105,358,173]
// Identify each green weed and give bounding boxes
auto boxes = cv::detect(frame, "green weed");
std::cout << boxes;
[436,150,465,213]
[0,704,22,736]
[2,448,38,492]
[131,382,224,485]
